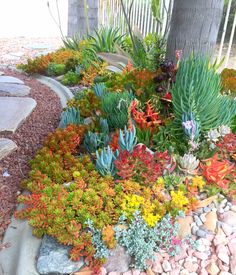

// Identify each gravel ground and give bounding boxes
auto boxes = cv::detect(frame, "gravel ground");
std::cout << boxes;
[0,69,61,242]
[0,37,63,66]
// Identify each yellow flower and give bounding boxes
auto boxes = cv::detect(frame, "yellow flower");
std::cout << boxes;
[192,176,205,190]
[143,212,161,227]
[121,194,144,217]
[171,190,189,208]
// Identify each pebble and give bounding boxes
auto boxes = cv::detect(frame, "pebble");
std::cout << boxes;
[200,213,206,223]
[204,210,217,232]
[196,244,206,252]
[203,206,211,213]
[218,253,230,265]
[162,260,171,272]
[231,205,236,212]
[222,222,233,236]
[196,229,208,238]
[206,262,220,275]
[224,206,230,212]
[180,269,189,275]
[194,215,203,226]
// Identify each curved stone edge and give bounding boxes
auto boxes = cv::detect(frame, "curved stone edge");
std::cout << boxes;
[35,75,74,109]
[0,75,74,275]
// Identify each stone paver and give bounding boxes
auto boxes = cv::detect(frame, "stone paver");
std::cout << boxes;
[0,138,17,160]
[0,97,37,133]
[0,76,24,84]
[0,83,30,96]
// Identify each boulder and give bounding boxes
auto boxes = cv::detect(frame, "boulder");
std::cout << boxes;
[36,235,84,275]
[0,138,17,160]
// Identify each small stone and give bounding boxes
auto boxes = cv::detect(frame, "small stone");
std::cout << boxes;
[154,252,163,263]
[146,267,154,275]
[132,270,140,275]
[162,260,171,272]
[191,224,199,235]
[180,269,189,275]
[221,211,236,227]
[200,214,206,223]
[228,238,236,255]
[230,256,236,274]
[152,262,163,273]
[194,215,203,226]
[177,216,193,239]
[196,244,206,252]
[174,248,187,262]
[222,223,233,236]
[218,208,225,214]
[206,262,220,275]
[214,228,228,246]
[231,205,236,212]
[224,206,230,212]
[193,251,208,260]
[199,269,208,275]
[196,229,208,238]
[218,253,229,265]
[203,207,211,213]
[219,272,232,275]
[123,271,132,275]
[204,210,217,232]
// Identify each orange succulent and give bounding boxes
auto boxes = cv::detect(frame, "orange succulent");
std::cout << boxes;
[200,154,234,189]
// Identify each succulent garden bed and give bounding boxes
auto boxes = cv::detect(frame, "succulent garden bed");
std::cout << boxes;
[13,28,236,275]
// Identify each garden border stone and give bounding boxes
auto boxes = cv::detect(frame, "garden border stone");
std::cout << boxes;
[0,74,74,275]
[35,75,74,108]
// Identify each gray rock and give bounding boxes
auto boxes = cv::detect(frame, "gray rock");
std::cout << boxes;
[0,83,30,96]
[0,138,17,160]
[200,214,206,223]
[194,215,203,227]
[104,245,131,273]
[0,97,36,133]
[224,205,230,212]
[196,229,208,238]
[191,224,199,235]
[0,76,24,84]
[37,235,84,275]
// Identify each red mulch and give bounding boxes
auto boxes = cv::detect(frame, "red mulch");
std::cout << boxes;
[0,69,61,241]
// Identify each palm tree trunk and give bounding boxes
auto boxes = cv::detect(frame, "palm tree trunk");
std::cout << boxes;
[166,0,224,61]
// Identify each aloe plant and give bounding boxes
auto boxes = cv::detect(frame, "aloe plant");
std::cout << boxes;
[118,126,137,152]
[59,107,84,128]
[95,146,119,176]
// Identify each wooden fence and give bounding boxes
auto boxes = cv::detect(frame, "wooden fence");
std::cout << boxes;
[98,0,173,37]
[98,0,236,69]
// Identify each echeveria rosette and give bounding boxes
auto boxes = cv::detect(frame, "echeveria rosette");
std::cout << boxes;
[181,113,200,141]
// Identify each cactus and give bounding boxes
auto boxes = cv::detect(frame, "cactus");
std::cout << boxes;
[94,82,107,98]
[96,146,119,176]
[118,125,137,152]
[59,107,84,128]
[178,153,199,175]
[84,131,110,153]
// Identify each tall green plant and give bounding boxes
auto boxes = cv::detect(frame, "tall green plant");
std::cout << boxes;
[171,56,236,136]
[102,91,133,130]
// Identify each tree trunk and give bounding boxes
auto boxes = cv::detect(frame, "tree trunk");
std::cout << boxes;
[166,0,224,61]
[68,0,98,37]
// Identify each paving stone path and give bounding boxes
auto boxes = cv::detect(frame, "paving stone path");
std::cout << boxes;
[0,73,36,160]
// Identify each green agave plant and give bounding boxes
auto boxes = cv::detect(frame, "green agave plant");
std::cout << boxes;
[171,56,236,136]
[89,27,125,53]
